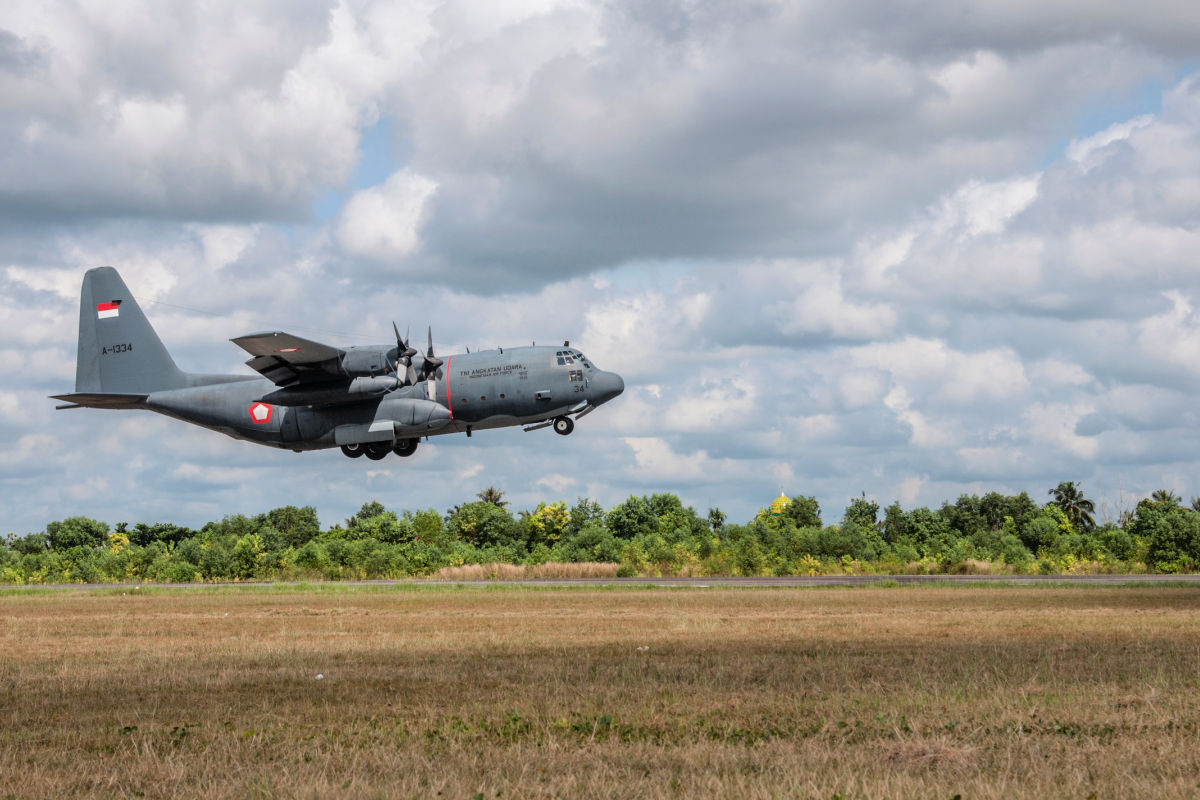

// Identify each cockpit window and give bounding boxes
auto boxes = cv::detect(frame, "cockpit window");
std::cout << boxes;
[555,349,593,368]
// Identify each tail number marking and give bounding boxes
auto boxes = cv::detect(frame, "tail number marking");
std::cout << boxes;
[101,343,134,355]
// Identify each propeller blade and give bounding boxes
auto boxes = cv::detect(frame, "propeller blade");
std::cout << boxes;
[423,325,444,379]
[391,321,419,385]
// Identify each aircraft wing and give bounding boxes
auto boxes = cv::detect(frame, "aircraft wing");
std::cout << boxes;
[231,331,345,386]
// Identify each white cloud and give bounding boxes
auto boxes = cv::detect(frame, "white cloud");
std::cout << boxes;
[665,377,756,432]
[335,169,438,260]
[1030,358,1094,387]
[1137,291,1200,377]
[1022,402,1099,460]
[622,437,731,483]
[883,386,957,448]
[774,268,898,340]
[850,337,1029,405]
[837,369,888,409]
[929,175,1041,239]
[1066,114,1153,170]
[535,473,577,494]
[895,474,927,506]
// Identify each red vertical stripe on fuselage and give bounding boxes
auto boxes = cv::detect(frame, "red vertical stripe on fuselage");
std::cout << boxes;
[443,355,458,432]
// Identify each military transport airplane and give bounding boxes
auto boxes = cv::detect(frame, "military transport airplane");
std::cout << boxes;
[51,267,624,460]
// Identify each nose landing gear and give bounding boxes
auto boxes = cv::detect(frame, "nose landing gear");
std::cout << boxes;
[553,416,575,436]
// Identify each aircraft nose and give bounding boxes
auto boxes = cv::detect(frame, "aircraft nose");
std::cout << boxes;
[593,371,624,404]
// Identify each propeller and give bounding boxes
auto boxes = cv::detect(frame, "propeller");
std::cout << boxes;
[392,322,419,386]
[420,325,444,380]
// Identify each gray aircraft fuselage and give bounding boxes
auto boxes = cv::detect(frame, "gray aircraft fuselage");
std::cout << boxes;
[53,267,624,460]
[148,346,623,450]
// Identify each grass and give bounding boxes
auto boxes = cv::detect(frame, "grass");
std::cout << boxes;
[2,586,1199,798]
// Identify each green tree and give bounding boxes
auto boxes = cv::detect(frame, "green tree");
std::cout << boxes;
[7,532,49,555]
[476,487,509,508]
[446,501,517,547]
[882,502,908,543]
[1049,481,1096,531]
[567,498,605,537]
[408,509,446,545]
[1130,500,1200,572]
[263,506,320,548]
[526,502,570,547]
[128,523,193,548]
[605,496,657,539]
[345,501,387,528]
[46,517,109,551]
[784,496,822,529]
[843,497,880,531]
[1150,489,1182,507]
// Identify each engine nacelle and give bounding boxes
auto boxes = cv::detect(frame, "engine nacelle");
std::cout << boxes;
[259,376,399,407]
[339,346,395,377]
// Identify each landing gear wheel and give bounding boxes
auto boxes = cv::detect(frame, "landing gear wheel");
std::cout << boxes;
[341,443,365,459]
[553,416,574,436]
[393,438,418,457]
[364,443,390,460]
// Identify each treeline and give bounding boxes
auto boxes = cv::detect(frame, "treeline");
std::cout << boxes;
[3,483,1200,583]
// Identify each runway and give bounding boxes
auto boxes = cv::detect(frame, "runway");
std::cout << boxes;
[9,573,1200,591]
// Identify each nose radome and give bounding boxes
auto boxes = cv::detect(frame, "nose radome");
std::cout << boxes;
[596,371,624,403]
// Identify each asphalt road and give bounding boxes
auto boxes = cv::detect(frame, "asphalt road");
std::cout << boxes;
[8,574,1200,591]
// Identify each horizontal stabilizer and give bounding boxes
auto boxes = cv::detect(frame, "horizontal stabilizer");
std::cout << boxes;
[50,392,149,410]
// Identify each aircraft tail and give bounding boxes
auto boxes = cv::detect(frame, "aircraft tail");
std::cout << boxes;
[73,266,187,394]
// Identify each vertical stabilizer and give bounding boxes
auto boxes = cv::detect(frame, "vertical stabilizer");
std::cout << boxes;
[76,266,186,393]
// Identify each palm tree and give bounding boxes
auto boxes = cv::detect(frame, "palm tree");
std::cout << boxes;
[477,486,509,508]
[1191,497,1200,513]
[1151,489,1182,506]
[1049,481,1096,531]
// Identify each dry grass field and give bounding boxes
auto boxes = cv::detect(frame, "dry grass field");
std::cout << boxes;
[2,584,1199,799]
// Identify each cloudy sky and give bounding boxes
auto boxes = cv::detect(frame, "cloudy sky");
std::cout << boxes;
[4,0,1200,533]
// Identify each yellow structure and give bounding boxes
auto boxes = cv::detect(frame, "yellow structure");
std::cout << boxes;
[769,492,791,516]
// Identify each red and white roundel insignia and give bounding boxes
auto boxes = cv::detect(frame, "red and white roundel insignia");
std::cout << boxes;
[275,347,300,353]
[248,402,273,424]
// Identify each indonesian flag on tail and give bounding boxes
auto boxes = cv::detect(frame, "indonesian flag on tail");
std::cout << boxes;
[96,300,121,319]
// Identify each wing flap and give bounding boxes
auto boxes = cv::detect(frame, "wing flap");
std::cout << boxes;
[231,331,343,363]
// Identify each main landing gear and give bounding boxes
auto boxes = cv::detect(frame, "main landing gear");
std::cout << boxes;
[553,415,574,436]
[340,438,419,460]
